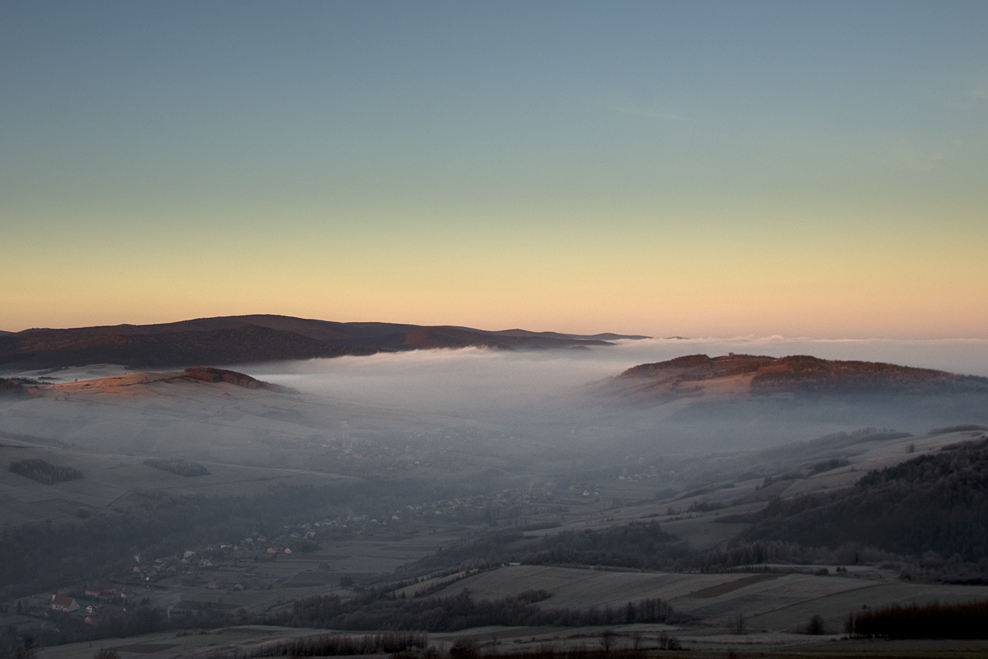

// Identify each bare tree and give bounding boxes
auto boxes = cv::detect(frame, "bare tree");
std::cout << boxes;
[733,612,746,635]
[599,630,617,653]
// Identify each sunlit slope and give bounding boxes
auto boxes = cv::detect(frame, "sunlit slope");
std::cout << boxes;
[598,353,988,403]
[576,354,988,448]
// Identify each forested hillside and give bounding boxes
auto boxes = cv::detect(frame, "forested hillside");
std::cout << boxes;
[747,438,988,562]
[411,522,691,574]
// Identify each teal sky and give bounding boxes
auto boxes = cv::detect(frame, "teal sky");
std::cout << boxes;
[2,1,986,337]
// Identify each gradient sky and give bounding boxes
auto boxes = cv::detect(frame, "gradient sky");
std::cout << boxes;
[2,1,986,337]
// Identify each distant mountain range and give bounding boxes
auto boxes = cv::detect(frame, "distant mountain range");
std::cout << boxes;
[598,353,988,404]
[0,315,648,369]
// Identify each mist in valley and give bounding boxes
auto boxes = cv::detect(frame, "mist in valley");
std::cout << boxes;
[236,336,988,456]
[239,336,988,411]
[3,336,988,653]
[5,335,987,487]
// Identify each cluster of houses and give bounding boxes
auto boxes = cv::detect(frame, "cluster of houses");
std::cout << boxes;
[47,582,138,625]
[36,486,579,625]
[102,529,322,593]
[354,487,564,527]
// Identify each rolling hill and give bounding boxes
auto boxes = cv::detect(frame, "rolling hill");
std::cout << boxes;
[0,315,646,369]
[598,353,988,404]
[745,434,988,563]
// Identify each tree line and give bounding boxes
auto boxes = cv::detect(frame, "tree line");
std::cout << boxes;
[283,589,680,632]
[847,599,988,639]
[745,438,988,562]
[9,458,83,484]
[143,457,210,477]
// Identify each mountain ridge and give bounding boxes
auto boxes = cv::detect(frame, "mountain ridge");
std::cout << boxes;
[0,314,646,370]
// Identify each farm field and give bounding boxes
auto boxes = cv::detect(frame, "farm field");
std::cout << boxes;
[746,579,988,634]
[33,622,988,659]
[405,564,751,606]
[418,563,988,637]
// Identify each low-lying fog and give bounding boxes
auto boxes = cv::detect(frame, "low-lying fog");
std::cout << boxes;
[9,337,987,458]
[231,337,988,453]
[241,337,988,415]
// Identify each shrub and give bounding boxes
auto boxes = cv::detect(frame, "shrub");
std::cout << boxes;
[10,459,82,484]
[143,458,209,477]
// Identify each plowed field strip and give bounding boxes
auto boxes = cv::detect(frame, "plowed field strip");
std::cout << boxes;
[683,572,782,598]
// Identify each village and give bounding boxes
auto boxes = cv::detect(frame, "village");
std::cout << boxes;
[0,478,622,647]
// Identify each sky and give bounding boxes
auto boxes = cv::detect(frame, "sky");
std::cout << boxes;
[2,1,986,338]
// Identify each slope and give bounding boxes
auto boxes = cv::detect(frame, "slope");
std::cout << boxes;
[0,315,638,369]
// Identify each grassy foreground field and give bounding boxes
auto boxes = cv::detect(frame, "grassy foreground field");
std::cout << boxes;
[33,624,988,659]
[409,564,988,635]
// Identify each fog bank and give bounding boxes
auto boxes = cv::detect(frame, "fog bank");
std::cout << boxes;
[241,337,988,415]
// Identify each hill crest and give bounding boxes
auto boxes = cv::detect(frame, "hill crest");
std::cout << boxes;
[0,315,646,370]
[604,353,988,404]
[2,367,294,398]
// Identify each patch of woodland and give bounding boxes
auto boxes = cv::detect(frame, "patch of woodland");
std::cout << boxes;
[283,588,680,632]
[521,523,693,570]
[409,522,692,573]
[0,625,41,659]
[283,644,639,659]
[31,587,678,648]
[409,520,908,575]
[9,458,83,484]
[182,366,294,392]
[744,438,988,563]
[619,354,772,379]
[406,521,891,576]
[846,599,988,639]
[0,377,37,396]
[928,424,988,435]
[143,457,210,477]
[203,632,429,659]
[616,353,988,396]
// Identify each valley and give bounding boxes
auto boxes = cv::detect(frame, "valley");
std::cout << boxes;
[1,342,988,657]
